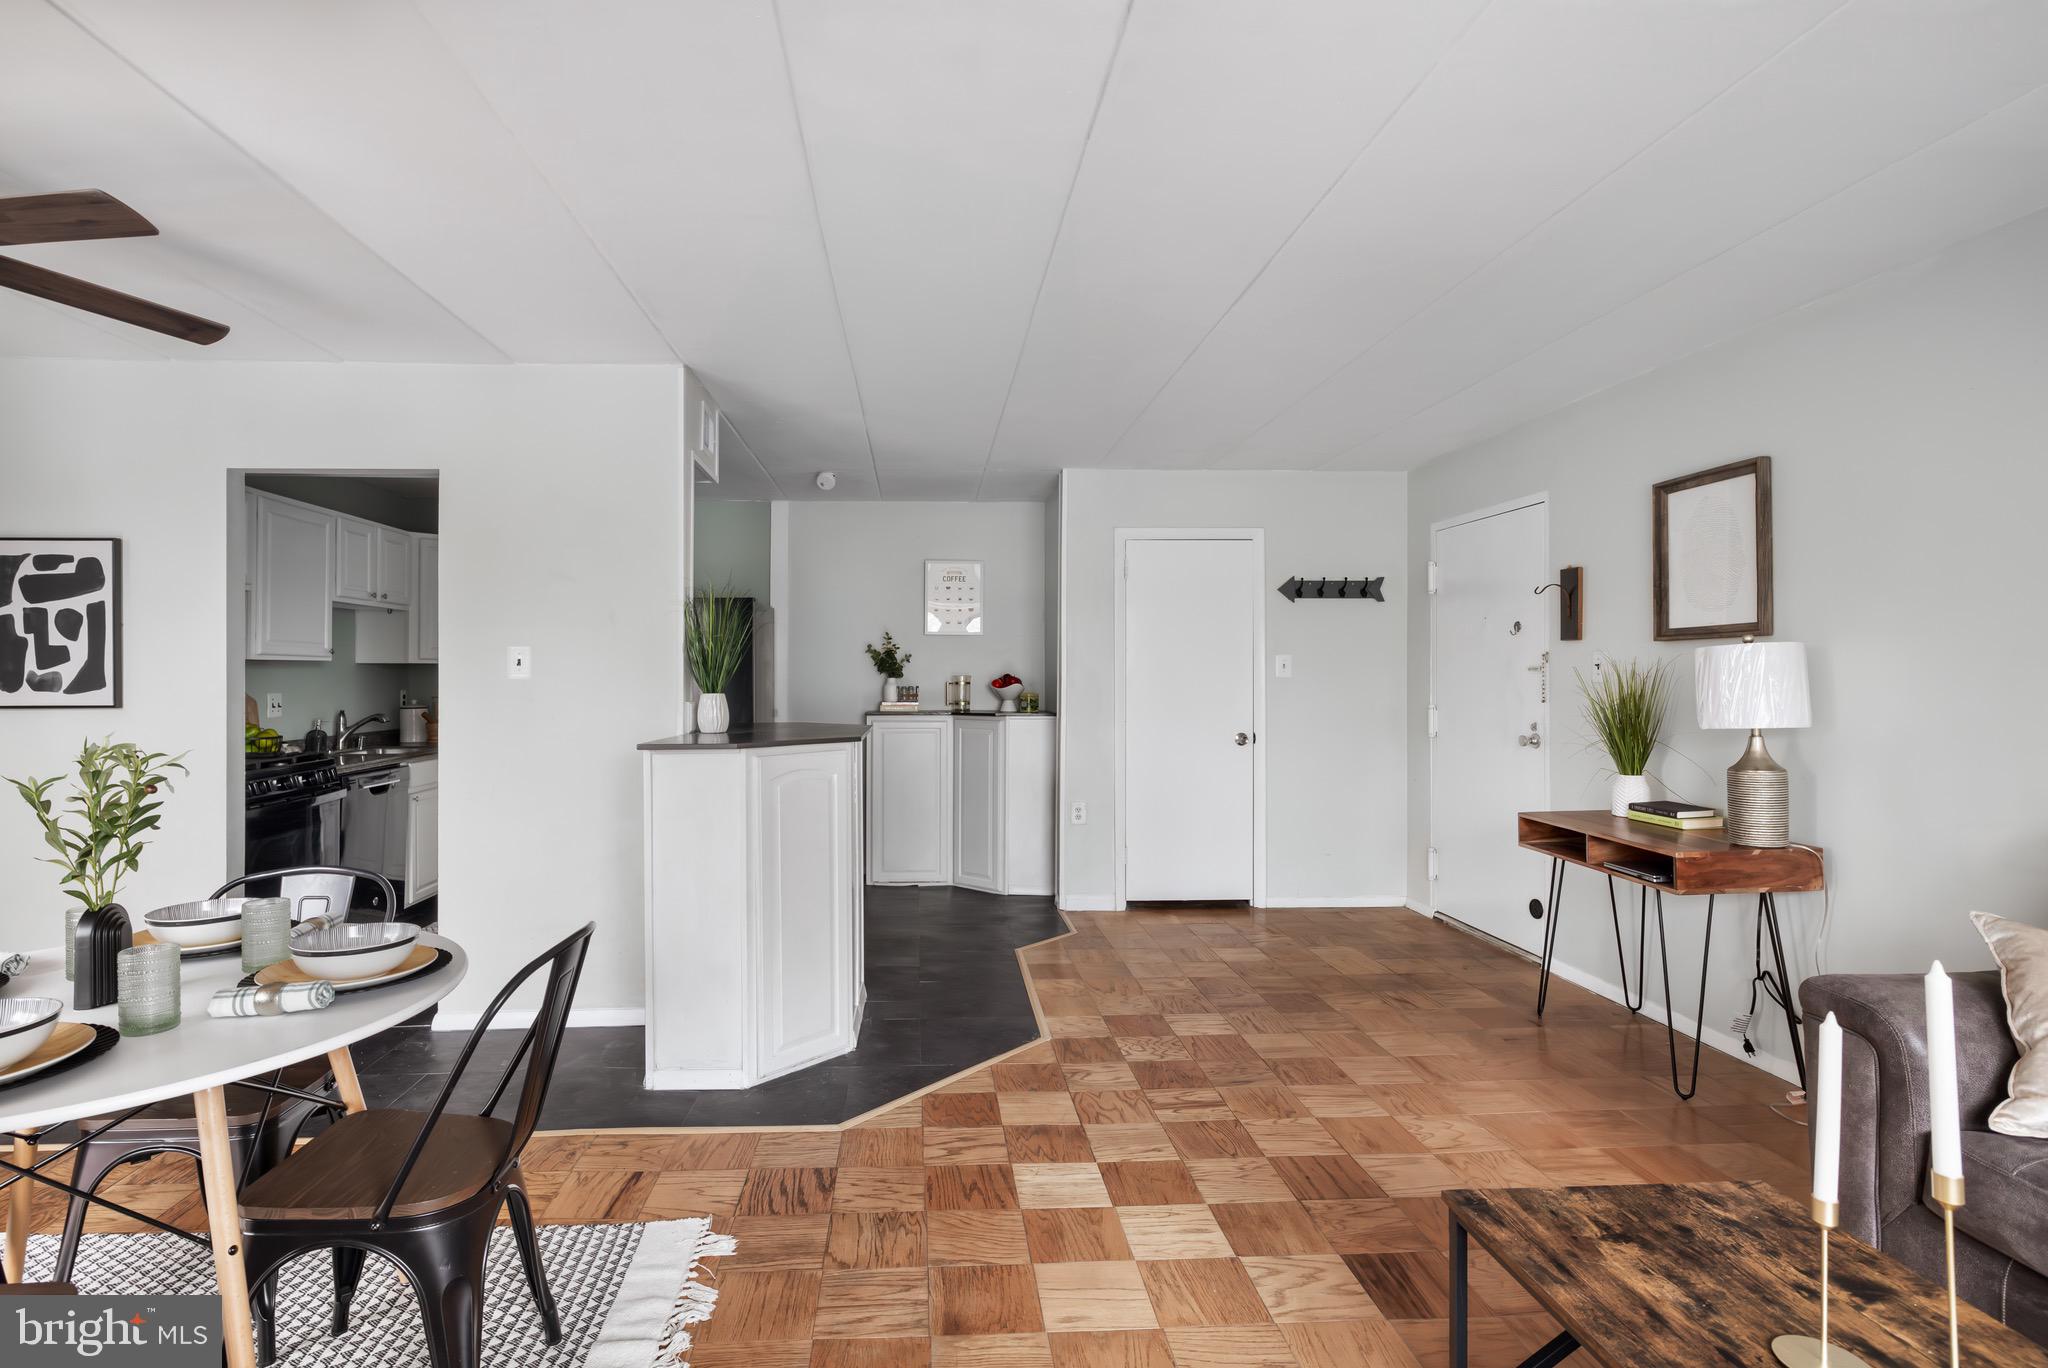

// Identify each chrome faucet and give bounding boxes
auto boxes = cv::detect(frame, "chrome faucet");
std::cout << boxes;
[335,712,387,753]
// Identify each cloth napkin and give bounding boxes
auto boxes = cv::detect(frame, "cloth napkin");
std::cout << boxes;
[207,980,337,1018]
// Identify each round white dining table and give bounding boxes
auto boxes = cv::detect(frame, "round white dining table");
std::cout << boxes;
[0,933,466,1368]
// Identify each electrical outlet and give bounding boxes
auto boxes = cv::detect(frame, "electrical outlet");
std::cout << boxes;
[264,692,285,719]
[1070,802,1087,825]
[507,646,532,679]
[1274,655,1293,678]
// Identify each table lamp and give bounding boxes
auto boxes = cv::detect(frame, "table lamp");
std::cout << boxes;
[1694,640,1810,847]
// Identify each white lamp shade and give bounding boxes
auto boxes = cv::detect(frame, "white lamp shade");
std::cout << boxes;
[1694,641,1811,730]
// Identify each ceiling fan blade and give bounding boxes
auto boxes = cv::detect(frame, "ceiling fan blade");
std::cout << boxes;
[0,190,158,247]
[0,255,227,345]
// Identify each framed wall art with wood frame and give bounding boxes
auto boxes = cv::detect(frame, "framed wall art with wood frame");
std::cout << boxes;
[1,537,122,707]
[1653,456,1773,641]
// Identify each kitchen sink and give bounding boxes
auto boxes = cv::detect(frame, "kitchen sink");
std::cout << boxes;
[338,747,429,761]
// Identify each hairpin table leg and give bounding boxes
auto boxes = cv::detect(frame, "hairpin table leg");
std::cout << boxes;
[1652,890,1715,1100]
[1535,857,1565,1017]
[1759,891,1808,1092]
[1606,876,1647,1013]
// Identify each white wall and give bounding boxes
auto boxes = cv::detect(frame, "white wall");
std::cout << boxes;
[782,501,1046,721]
[1059,470,1408,909]
[0,360,683,1020]
[1408,209,2048,1078]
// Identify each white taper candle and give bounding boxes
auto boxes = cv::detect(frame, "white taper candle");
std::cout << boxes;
[1812,1011,1843,1205]
[1926,961,1964,1180]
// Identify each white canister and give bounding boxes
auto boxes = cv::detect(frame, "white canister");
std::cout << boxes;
[399,705,429,745]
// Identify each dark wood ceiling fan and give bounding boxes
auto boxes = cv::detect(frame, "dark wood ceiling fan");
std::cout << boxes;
[0,189,228,345]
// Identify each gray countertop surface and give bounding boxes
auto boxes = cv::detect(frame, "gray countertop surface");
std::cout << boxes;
[334,745,436,774]
[865,709,1054,718]
[639,723,868,751]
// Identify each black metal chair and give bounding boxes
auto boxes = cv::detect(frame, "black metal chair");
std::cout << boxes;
[50,866,398,1285]
[240,922,592,1368]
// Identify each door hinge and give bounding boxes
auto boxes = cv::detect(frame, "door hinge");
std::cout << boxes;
[1428,847,1440,881]
[1427,705,1439,738]
[1427,560,1439,594]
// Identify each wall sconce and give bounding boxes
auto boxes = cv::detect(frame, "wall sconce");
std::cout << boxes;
[1534,566,1583,641]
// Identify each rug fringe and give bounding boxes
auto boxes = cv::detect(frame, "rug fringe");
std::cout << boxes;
[650,1226,737,1368]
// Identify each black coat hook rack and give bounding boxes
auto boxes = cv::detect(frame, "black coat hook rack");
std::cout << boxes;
[1278,575,1384,603]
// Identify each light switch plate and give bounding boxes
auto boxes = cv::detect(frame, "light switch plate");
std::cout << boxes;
[507,646,532,679]
[1274,655,1293,678]
[264,692,285,718]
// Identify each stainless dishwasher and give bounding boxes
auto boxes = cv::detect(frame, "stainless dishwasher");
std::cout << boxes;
[339,763,410,887]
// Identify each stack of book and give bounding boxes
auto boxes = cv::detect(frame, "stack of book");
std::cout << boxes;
[1626,800,1723,831]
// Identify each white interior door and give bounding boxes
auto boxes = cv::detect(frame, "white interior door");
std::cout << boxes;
[1430,501,1550,954]
[1123,536,1259,902]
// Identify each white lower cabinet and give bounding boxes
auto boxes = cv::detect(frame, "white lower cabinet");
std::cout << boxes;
[404,758,439,906]
[870,714,1054,897]
[867,716,952,884]
[643,740,865,1089]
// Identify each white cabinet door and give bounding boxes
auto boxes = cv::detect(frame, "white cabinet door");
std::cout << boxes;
[1002,719,1057,896]
[953,718,1003,894]
[250,493,334,659]
[334,516,376,605]
[405,779,439,905]
[867,717,951,884]
[752,745,855,1079]
[375,526,413,606]
[412,535,439,662]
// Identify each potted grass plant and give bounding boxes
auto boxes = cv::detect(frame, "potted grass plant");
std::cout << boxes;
[1576,657,1673,816]
[685,587,753,735]
[8,738,186,979]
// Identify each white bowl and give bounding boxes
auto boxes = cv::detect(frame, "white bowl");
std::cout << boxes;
[0,997,63,1072]
[142,898,251,948]
[289,922,419,980]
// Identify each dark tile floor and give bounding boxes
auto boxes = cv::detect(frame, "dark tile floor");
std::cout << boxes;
[351,883,1065,1129]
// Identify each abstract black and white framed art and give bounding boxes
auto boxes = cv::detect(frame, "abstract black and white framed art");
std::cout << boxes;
[0,538,122,706]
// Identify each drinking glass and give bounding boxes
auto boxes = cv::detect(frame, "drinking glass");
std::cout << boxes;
[117,941,181,1036]
[241,897,294,974]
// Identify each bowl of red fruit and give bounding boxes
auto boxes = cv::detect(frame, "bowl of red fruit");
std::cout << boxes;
[990,674,1024,712]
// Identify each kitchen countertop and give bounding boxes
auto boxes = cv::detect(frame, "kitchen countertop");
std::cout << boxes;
[865,709,1054,718]
[334,745,436,773]
[639,723,868,751]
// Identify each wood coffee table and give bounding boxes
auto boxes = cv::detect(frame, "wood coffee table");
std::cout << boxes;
[1445,1182,2048,1367]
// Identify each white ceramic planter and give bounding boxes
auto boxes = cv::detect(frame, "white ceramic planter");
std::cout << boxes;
[1610,773,1651,817]
[697,692,731,735]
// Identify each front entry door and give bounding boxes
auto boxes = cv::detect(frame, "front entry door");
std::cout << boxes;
[1430,501,1551,954]
[1123,536,1259,902]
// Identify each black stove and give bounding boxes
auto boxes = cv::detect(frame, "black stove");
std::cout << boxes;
[245,751,344,806]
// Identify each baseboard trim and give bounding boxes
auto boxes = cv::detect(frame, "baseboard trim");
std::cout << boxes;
[431,1006,647,1032]
[643,1067,750,1090]
[1403,900,1433,918]
[1262,895,1410,909]
[1527,951,1800,1086]
[1058,895,1117,912]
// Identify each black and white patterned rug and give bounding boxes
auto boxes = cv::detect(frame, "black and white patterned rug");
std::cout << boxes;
[21,1219,734,1368]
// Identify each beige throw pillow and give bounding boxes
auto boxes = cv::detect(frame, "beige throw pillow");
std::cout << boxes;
[1974,910,2048,1138]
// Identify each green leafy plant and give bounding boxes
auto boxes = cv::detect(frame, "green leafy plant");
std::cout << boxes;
[685,587,753,694]
[8,738,188,910]
[1576,657,1673,777]
[865,630,912,680]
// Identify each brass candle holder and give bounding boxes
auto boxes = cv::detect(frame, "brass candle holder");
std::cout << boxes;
[1931,1170,1965,1368]
[1772,1197,1875,1368]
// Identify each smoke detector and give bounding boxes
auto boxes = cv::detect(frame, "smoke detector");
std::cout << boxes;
[815,471,837,491]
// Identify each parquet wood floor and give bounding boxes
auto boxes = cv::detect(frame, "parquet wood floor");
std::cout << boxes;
[15,906,1811,1366]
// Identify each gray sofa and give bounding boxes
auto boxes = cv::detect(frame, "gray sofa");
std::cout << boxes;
[1803,971,2048,1343]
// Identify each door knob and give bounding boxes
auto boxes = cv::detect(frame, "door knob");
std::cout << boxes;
[1234,732,1250,747]
[1518,732,1543,749]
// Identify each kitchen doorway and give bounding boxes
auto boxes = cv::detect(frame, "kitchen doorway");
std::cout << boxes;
[232,470,439,923]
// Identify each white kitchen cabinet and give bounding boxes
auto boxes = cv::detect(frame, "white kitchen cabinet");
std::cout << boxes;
[248,491,334,660]
[953,718,1003,893]
[869,713,1055,897]
[411,535,440,662]
[643,738,865,1089]
[404,757,438,906]
[375,526,414,607]
[867,716,953,884]
[334,517,377,604]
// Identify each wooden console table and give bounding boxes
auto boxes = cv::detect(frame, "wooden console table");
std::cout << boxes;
[1517,810,1824,1100]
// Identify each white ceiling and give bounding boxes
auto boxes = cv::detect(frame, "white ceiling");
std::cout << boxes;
[4,0,2046,498]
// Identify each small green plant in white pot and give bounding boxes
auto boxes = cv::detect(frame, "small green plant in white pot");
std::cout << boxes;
[1576,658,1672,816]
[685,588,753,735]
[865,631,913,705]
[8,738,186,978]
